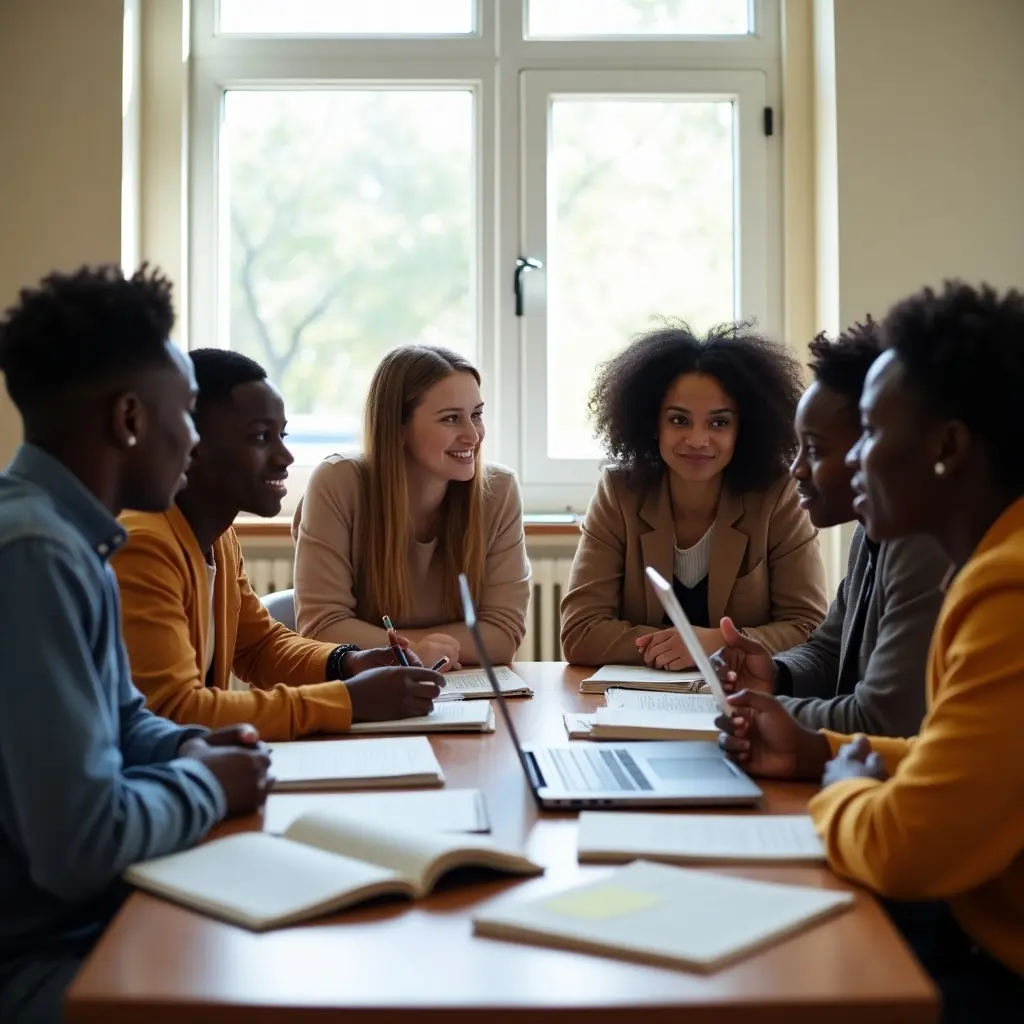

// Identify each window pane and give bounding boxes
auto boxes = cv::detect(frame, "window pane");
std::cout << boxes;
[547,97,735,460]
[219,0,475,36]
[527,0,749,37]
[222,90,475,463]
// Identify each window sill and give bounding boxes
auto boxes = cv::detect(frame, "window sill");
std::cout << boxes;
[233,514,582,541]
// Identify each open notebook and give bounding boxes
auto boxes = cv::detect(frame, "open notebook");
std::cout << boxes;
[579,665,707,695]
[267,736,444,790]
[125,811,543,931]
[436,665,533,700]
[563,707,719,742]
[473,860,853,972]
[350,701,495,734]
[577,812,827,865]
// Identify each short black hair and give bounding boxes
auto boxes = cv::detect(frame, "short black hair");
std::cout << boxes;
[882,280,1024,494]
[189,348,267,415]
[807,317,882,407]
[589,321,804,493]
[0,264,175,417]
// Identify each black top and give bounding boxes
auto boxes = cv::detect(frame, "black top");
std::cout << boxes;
[667,573,710,630]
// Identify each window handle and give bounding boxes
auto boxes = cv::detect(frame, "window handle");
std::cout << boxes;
[514,257,543,317]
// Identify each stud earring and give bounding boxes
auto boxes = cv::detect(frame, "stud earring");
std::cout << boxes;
[126,435,137,448]
[934,461,946,477]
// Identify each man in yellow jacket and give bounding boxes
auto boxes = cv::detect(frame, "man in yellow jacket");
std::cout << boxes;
[715,283,1024,1022]
[112,349,444,741]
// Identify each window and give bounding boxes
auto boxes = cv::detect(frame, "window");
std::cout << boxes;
[526,0,750,38]
[190,1,781,512]
[218,0,476,36]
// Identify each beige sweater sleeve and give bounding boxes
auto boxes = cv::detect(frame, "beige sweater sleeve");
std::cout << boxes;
[293,458,390,648]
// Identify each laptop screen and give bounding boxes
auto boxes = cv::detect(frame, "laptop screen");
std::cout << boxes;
[458,574,543,806]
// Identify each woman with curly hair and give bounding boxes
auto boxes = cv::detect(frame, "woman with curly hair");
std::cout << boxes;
[560,322,827,667]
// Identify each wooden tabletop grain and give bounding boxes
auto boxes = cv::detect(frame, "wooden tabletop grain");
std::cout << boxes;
[66,662,938,1024]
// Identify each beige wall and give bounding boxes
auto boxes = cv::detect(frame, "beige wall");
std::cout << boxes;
[831,0,1024,326]
[0,0,124,464]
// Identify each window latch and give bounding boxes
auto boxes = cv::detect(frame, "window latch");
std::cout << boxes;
[514,257,543,316]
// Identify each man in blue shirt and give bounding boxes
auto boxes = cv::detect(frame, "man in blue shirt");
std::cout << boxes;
[0,264,272,1024]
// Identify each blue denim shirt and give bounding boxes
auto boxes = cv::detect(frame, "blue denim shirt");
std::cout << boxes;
[0,445,227,957]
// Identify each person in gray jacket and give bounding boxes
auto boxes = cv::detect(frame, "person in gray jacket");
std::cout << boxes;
[0,265,272,1024]
[711,319,949,735]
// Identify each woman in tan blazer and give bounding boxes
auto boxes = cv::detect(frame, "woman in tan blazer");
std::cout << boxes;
[293,345,530,668]
[561,323,827,668]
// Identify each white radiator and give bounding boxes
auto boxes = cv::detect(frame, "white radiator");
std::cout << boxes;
[244,554,575,662]
[521,557,575,662]
[246,557,294,597]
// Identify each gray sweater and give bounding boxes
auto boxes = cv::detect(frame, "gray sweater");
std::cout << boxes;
[775,524,949,736]
[0,445,226,959]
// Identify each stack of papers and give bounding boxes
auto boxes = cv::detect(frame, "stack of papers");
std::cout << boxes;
[579,665,707,694]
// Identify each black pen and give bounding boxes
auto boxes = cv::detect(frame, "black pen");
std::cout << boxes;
[382,615,411,667]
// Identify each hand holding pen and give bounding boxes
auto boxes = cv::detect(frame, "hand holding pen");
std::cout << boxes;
[382,615,411,666]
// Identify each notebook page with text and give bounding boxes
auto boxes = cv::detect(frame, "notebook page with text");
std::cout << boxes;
[267,736,444,790]
[578,812,826,864]
[435,665,533,700]
[605,689,719,714]
[349,701,494,733]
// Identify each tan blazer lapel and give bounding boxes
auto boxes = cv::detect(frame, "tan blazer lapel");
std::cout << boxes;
[639,476,675,625]
[708,488,748,624]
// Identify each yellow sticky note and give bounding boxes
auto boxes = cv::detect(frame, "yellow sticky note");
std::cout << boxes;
[542,884,662,921]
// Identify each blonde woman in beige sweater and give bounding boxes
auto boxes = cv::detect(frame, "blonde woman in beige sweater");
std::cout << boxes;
[292,345,530,668]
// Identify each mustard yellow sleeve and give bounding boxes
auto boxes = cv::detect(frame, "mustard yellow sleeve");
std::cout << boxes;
[809,588,1024,900]
[820,729,916,777]
[114,527,351,742]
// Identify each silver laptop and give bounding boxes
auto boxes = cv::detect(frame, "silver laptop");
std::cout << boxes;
[458,575,762,810]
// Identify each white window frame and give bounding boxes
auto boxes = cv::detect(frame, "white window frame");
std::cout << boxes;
[188,0,781,515]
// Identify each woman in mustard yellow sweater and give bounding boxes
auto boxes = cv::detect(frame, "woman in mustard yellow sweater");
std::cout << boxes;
[716,282,1024,1022]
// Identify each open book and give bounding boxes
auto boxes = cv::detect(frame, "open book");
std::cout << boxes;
[563,707,719,741]
[125,811,543,931]
[267,736,444,790]
[579,665,707,694]
[577,812,827,865]
[435,665,533,701]
[350,701,495,734]
[473,859,853,973]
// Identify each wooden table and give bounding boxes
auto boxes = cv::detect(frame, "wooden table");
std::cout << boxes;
[67,663,938,1024]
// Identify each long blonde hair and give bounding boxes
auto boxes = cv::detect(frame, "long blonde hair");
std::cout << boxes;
[361,345,488,623]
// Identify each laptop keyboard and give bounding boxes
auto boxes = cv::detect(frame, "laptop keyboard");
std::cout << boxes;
[549,748,653,792]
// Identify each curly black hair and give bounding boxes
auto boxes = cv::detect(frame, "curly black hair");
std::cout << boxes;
[0,263,176,418]
[882,280,1024,494]
[589,321,804,493]
[806,317,882,418]
[190,348,267,416]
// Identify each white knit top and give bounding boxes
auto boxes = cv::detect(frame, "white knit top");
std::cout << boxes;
[673,525,713,589]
